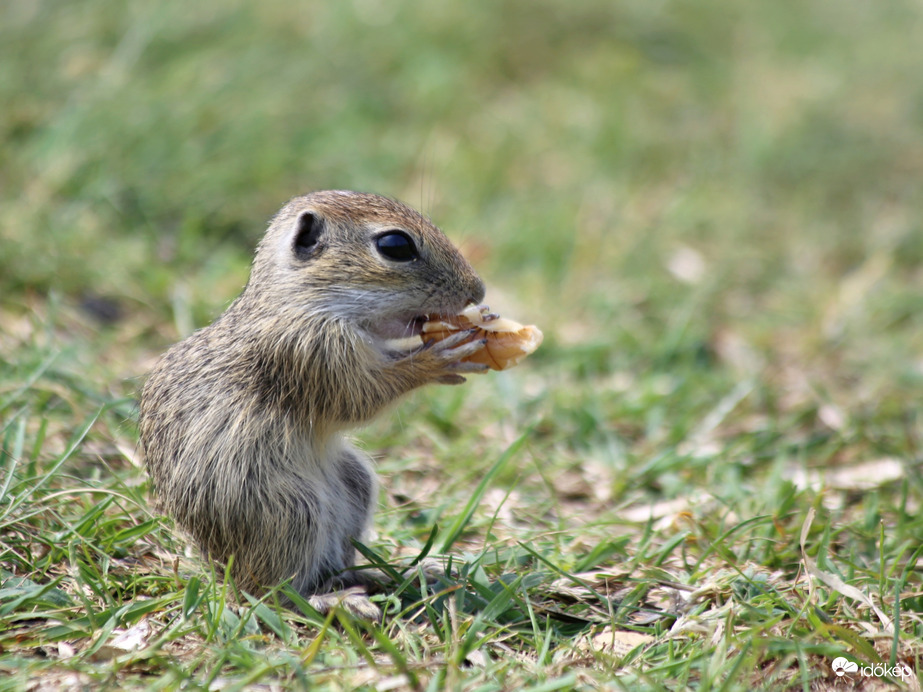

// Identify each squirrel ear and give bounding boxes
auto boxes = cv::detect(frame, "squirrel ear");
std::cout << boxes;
[293,212,324,259]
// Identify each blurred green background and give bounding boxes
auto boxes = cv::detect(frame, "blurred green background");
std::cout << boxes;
[3,0,923,412]
[3,2,923,683]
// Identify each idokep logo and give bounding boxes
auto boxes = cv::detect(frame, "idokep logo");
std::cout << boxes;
[831,657,858,676]
[831,656,913,682]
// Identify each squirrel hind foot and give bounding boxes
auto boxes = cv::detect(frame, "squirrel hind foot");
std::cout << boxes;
[307,586,381,620]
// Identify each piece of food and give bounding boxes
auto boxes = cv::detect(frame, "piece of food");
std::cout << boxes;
[422,304,543,371]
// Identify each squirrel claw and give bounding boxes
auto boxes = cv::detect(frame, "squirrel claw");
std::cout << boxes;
[307,586,381,620]
[437,337,486,382]
[437,373,467,385]
[423,328,479,350]
[452,360,489,374]
[443,336,487,360]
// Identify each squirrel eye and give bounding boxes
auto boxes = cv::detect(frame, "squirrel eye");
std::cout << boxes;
[375,231,418,262]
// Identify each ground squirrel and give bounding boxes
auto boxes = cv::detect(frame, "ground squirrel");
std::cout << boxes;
[139,190,487,616]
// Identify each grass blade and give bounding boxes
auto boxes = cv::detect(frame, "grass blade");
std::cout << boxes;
[439,431,528,553]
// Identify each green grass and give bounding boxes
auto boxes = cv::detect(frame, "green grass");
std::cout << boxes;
[3,0,923,689]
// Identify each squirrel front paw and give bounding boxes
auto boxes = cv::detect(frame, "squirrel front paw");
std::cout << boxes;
[407,328,489,385]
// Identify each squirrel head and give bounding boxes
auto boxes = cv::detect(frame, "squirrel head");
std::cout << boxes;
[247,190,485,341]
